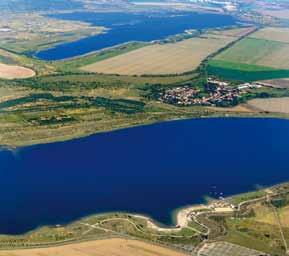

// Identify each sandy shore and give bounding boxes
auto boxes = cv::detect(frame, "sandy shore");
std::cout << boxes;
[135,204,209,232]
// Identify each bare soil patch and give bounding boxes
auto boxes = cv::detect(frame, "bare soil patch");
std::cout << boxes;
[0,63,35,79]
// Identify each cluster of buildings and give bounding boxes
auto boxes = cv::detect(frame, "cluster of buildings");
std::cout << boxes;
[160,78,263,107]
[208,199,236,213]
[160,86,201,105]
[237,82,263,90]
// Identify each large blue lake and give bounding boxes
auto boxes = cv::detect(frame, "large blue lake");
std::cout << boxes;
[1,118,289,234]
[35,12,237,60]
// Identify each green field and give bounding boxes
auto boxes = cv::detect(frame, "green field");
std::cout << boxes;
[209,37,289,81]
[207,60,289,81]
[214,38,283,65]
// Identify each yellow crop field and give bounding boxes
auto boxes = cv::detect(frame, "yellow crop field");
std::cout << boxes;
[81,33,235,75]
[0,238,187,256]
[250,27,289,43]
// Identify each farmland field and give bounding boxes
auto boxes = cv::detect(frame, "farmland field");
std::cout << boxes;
[252,203,289,228]
[0,238,186,256]
[209,28,289,81]
[250,27,289,43]
[257,9,289,20]
[247,97,289,113]
[0,63,35,79]
[259,78,289,88]
[207,59,289,81]
[81,33,236,75]
[214,37,289,70]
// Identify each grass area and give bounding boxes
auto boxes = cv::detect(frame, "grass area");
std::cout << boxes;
[207,60,289,81]
[0,212,199,252]
[209,34,289,81]
[228,190,266,205]
[224,213,289,255]
[214,38,284,66]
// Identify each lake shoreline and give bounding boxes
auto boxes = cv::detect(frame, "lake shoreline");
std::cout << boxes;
[1,116,289,235]
[1,112,288,150]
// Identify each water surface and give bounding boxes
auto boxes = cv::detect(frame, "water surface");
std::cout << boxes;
[35,12,237,60]
[1,118,289,234]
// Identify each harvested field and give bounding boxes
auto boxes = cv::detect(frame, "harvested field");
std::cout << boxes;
[0,63,35,79]
[250,27,289,43]
[81,34,235,75]
[0,238,187,256]
[214,38,289,70]
[258,78,289,88]
[247,97,289,113]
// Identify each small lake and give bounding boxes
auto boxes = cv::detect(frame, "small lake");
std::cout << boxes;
[35,12,237,60]
[1,118,289,234]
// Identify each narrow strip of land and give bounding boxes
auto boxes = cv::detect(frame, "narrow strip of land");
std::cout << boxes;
[0,238,187,256]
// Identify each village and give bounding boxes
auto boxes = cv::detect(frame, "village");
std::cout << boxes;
[160,77,262,107]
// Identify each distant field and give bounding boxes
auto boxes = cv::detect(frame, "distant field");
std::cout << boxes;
[209,26,256,38]
[0,238,186,256]
[252,203,289,227]
[250,27,289,43]
[214,37,289,70]
[81,33,235,75]
[0,63,35,79]
[259,78,289,88]
[247,97,289,113]
[207,59,289,81]
[210,28,289,81]
[258,9,289,20]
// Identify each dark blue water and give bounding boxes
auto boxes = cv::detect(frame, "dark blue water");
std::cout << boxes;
[1,118,289,235]
[35,12,237,60]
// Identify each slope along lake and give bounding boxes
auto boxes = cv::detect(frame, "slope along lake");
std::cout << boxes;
[1,118,289,234]
[35,12,237,60]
